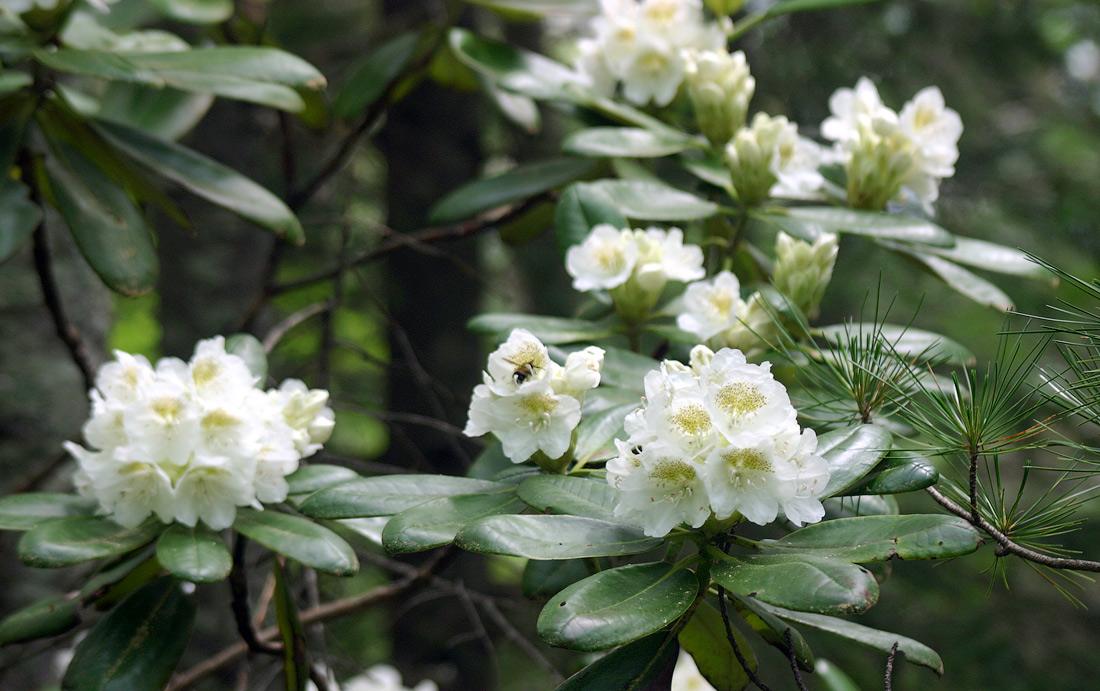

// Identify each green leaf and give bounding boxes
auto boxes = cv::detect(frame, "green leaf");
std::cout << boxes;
[762,515,981,562]
[762,207,954,247]
[573,402,635,462]
[0,492,98,531]
[815,323,975,367]
[813,659,862,691]
[97,84,214,141]
[19,517,163,568]
[517,475,622,522]
[97,121,304,244]
[468,313,613,344]
[448,28,588,102]
[233,509,358,576]
[900,236,1049,280]
[155,524,232,584]
[273,561,309,691]
[0,596,81,645]
[63,577,195,691]
[428,157,595,224]
[728,591,814,671]
[554,632,679,691]
[224,332,268,383]
[486,82,541,134]
[537,562,698,651]
[35,47,326,112]
[584,180,718,221]
[286,464,360,496]
[898,250,1014,311]
[759,602,944,675]
[464,0,598,14]
[382,490,526,554]
[712,554,878,615]
[765,0,884,16]
[679,153,735,193]
[147,0,234,24]
[818,424,894,498]
[299,475,507,519]
[825,495,899,518]
[41,140,158,296]
[678,602,755,691]
[838,450,939,496]
[585,345,656,393]
[554,182,627,255]
[457,515,661,559]
[564,127,692,158]
[333,32,420,120]
[522,559,590,599]
[0,71,32,96]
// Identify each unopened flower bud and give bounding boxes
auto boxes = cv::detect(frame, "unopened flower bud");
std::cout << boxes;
[725,113,822,207]
[773,231,839,318]
[684,49,755,147]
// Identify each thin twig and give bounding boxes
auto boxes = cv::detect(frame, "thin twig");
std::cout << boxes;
[717,587,772,691]
[331,400,468,438]
[926,485,1100,572]
[885,642,899,691]
[262,301,333,354]
[32,225,96,392]
[229,536,281,656]
[475,594,564,683]
[783,629,809,691]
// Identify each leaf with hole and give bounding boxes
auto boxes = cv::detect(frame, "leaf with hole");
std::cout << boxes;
[538,562,698,651]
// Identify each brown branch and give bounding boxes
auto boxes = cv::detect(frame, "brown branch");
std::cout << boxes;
[884,642,898,691]
[32,223,96,392]
[261,301,332,354]
[925,485,1100,572]
[783,629,809,691]
[229,536,281,657]
[717,586,772,691]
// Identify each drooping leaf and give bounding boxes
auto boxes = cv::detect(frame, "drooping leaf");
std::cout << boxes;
[817,424,894,498]
[815,323,975,367]
[457,514,661,560]
[761,207,954,247]
[98,121,304,244]
[537,562,698,651]
[898,250,1014,311]
[41,140,158,296]
[468,313,614,344]
[233,509,358,576]
[333,32,421,120]
[0,71,32,96]
[224,332,268,383]
[678,601,755,691]
[381,490,526,554]
[448,28,589,102]
[522,559,590,599]
[762,515,981,562]
[728,591,814,671]
[0,178,40,265]
[765,0,884,16]
[463,0,598,14]
[517,475,622,522]
[679,152,735,193]
[838,450,939,496]
[97,83,214,141]
[273,561,309,691]
[147,0,234,24]
[554,182,628,255]
[486,82,541,133]
[62,577,195,691]
[759,602,944,675]
[712,554,879,615]
[813,659,862,691]
[18,517,163,568]
[155,524,232,584]
[564,127,692,158]
[898,236,1050,280]
[554,632,679,691]
[299,475,507,519]
[285,464,360,496]
[35,47,326,112]
[0,492,99,531]
[0,596,81,645]
[583,179,718,221]
[428,157,595,224]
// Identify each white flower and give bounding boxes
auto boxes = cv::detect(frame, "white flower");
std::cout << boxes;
[821,76,885,143]
[464,330,602,463]
[672,649,717,691]
[565,224,639,292]
[66,337,335,530]
[684,48,755,146]
[898,86,961,176]
[725,113,823,205]
[620,35,684,107]
[632,227,706,289]
[676,271,746,341]
[607,346,828,535]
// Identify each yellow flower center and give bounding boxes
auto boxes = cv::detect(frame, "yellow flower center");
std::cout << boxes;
[715,382,767,418]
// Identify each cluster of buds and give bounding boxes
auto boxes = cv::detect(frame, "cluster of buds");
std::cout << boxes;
[683,48,755,146]
[823,77,962,211]
[773,231,840,319]
[724,113,825,206]
[566,224,705,322]
[464,329,604,468]
[575,0,725,106]
[606,346,830,537]
[65,338,334,530]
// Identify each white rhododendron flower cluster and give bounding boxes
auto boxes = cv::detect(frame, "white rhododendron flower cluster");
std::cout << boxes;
[566,224,705,320]
[607,346,829,537]
[823,77,962,211]
[725,112,825,205]
[465,329,604,463]
[575,0,725,106]
[65,337,334,531]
